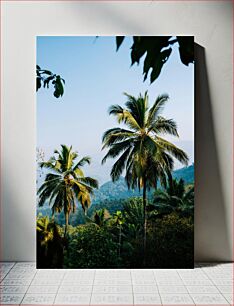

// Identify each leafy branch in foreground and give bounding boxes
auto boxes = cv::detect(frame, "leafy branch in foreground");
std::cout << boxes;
[116,36,194,83]
[36,65,65,98]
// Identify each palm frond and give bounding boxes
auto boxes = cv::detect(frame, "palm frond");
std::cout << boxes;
[147,94,169,126]
[73,156,91,170]
[102,138,133,164]
[110,147,132,181]
[51,188,65,215]
[149,116,179,137]
[155,136,189,165]
[102,128,135,148]
[124,92,148,128]
[77,176,99,189]
[109,104,141,130]
[39,160,62,173]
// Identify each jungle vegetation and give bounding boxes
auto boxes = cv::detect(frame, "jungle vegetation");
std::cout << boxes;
[37,93,194,268]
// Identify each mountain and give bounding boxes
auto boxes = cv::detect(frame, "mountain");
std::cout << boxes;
[37,164,194,211]
[37,164,194,223]
[92,177,142,204]
[173,164,194,184]
[92,164,194,203]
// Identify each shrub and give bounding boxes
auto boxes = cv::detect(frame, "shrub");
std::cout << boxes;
[146,213,194,268]
[64,224,120,268]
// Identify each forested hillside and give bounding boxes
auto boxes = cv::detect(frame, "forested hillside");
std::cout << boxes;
[93,164,194,203]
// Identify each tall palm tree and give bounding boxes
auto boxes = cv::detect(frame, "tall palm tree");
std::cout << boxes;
[37,145,98,236]
[102,92,188,262]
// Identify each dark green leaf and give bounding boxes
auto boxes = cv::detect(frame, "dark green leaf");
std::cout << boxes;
[53,76,64,98]
[150,47,172,83]
[131,37,147,65]
[36,77,42,91]
[43,75,55,88]
[41,70,53,76]
[177,36,194,66]
[125,36,193,83]
[116,36,125,51]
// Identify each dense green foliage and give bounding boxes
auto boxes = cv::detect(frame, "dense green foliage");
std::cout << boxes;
[64,224,120,268]
[150,178,194,217]
[37,188,194,268]
[146,213,194,268]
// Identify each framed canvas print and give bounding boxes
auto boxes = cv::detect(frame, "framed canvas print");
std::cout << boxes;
[36,36,194,269]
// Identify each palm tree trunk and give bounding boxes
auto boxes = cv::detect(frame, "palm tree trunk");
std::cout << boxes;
[64,212,69,237]
[118,225,122,259]
[143,180,147,266]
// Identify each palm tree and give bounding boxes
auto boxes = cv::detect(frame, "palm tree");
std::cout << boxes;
[37,215,55,256]
[87,208,111,227]
[112,211,124,259]
[152,178,194,216]
[102,92,188,263]
[123,198,144,240]
[37,145,98,236]
[36,215,64,268]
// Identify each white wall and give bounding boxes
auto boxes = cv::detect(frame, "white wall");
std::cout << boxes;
[1,1,233,261]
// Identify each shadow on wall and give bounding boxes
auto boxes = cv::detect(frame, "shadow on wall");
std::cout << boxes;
[195,44,231,261]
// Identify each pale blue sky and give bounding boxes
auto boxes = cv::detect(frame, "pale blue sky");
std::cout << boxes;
[37,36,194,184]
